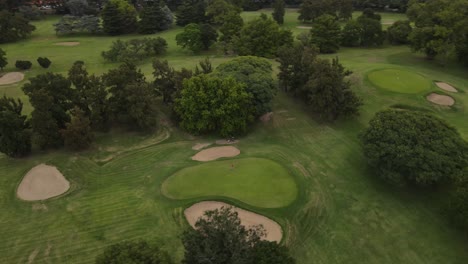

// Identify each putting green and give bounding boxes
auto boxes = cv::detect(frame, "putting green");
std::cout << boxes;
[162,158,297,208]
[367,69,431,94]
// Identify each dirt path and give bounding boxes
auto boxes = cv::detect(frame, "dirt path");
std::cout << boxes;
[185,201,283,242]
[426,93,455,106]
[0,72,24,85]
[192,146,240,161]
[54,42,80,46]
[17,164,70,201]
[435,82,458,92]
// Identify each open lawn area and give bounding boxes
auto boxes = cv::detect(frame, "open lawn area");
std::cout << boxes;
[0,8,467,264]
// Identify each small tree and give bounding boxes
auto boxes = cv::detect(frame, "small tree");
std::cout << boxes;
[61,107,94,150]
[0,48,7,70]
[0,96,31,158]
[219,11,244,53]
[341,20,362,47]
[310,14,341,53]
[272,0,285,25]
[387,20,413,45]
[37,57,51,69]
[96,241,173,264]
[357,16,385,46]
[361,110,468,186]
[15,60,32,70]
[176,23,217,53]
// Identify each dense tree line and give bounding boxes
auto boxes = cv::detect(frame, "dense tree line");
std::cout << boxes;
[0,10,36,43]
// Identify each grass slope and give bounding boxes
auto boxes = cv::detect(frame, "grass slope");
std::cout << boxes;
[162,158,298,208]
[0,8,467,264]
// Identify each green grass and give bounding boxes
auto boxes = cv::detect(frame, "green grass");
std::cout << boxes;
[0,8,468,264]
[367,68,432,94]
[162,158,297,208]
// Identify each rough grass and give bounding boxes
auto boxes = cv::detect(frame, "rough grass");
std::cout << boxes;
[162,158,298,208]
[367,68,431,94]
[0,8,467,264]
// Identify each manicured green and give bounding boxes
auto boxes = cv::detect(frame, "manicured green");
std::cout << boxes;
[367,68,431,94]
[162,158,297,208]
[0,8,467,264]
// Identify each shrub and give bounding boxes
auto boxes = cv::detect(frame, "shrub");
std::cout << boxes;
[37,57,51,69]
[15,60,32,70]
[102,37,167,63]
[361,110,468,186]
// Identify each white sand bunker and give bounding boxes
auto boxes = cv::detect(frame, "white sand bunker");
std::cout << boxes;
[185,201,283,242]
[0,72,25,85]
[54,42,80,46]
[192,146,240,161]
[435,82,458,93]
[192,142,212,150]
[17,164,70,201]
[426,93,455,106]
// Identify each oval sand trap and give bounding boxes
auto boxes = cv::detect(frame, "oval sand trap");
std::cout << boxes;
[54,42,80,46]
[0,72,25,85]
[192,143,212,151]
[185,201,283,242]
[192,146,240,161]
[435,82,458,93]
[426,93,455,106]
[17,164,70,201]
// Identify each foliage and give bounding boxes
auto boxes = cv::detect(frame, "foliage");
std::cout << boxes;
[138,2,173,34]
[18,5,43,20]
[0,48,7,70]
[387,20,412,44]
[447,175,468,235]
[102,37,167,63]
[37,57,52,69]
[54,15,101,35]
[272,0,285,24]
[66,0,93,16]
[336,0,353,20]
[298,0,335,22]
[122,82,159,131]
[213,56,276,116]
[174,74,254,137]
[341,19,362,47]
[182,206,295,264]
[176,0,208,26]
[176,23,218,53]
[0,11,35,43]
[152,59,193,104]
[361,110,468,186]
[310,14,341,53]
[233,14,293,57]
[206,0,242,26]
[357,16,385,46]
[219,11,244,53]
[101,0,138,35]
[0,96,31,158]
[304,58,362,120]
[15,60,32,70]
[61,107,94,150]
[95,240,173,264]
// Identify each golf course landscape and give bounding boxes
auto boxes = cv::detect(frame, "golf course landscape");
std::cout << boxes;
[1,7,468,264]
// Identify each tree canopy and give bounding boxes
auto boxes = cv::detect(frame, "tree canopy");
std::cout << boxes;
[361,110,468,186]
[138,2,173,34]
[0,10,35,43]
[0,96,31,157]
[0,48,7,70]
[101,0,138,35]
[310,14,341,53]
[176,23,218,53]
[95,240,173,264]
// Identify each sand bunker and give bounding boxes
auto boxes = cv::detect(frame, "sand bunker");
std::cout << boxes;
[192,146,240,161]
[185,201,283,242]
[435,82,458,93]
[54,42,80,46]
[17,164,70,201]
[0,72,25,85]
[426,93,455,106]
[192,143,212,150]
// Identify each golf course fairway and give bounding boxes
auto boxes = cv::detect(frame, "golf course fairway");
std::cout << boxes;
[162,158,297,208]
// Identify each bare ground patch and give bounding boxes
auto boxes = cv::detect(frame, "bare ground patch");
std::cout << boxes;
[185,201,283,242]
[192,146,240,161]
[435,82,458,93]
[54,42,80,46]
[0,72,25,85]
[260,112,273,123]
[426,93,455,106]
[17,164,70,201]
[192,143,212,150]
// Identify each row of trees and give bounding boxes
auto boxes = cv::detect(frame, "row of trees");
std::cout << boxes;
[361,109,468,234]
[96,207,295,263]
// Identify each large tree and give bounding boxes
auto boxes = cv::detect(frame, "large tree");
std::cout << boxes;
[174,74,254,137]
[0,48,7,70]
[233,14,293,57]
[138,2,173,34]
[96,240,173,264]
[176,0,208,26]
[272,0,285,24]
[61,107,94,150]
[357,15,385,46]
[176,23,218,53]
[0,96,31,157]
[122,81,159,131]
[213,56,276,117]
[219,11,244,53]
[101,0,138,35]
[361,110,468,186]
[152,59,193,104]
[310,14,341,53]
[0,10,36,43]
[182,206,295,264]
[299,0,335,22]
[387,20,412,45]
